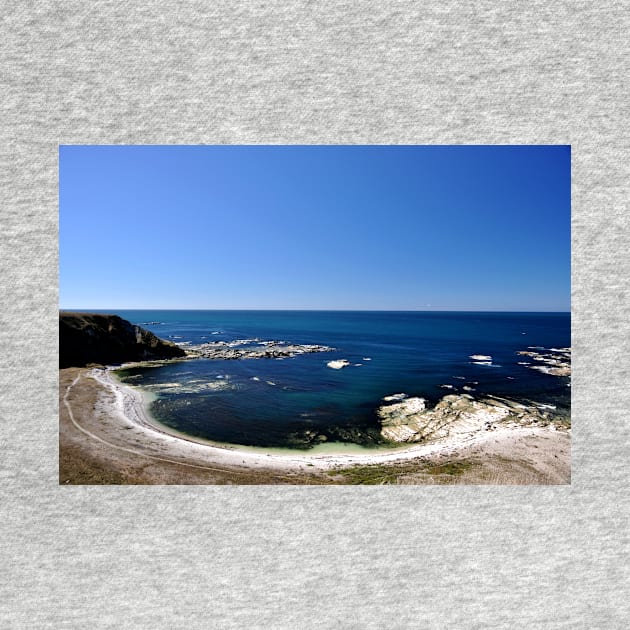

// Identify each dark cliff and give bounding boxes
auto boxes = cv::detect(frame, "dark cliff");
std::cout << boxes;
[59,312,187,368]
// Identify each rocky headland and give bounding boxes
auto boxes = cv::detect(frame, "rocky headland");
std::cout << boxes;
[59,312,187,368]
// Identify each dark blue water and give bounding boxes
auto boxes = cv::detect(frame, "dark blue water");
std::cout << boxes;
[109,310,571,449]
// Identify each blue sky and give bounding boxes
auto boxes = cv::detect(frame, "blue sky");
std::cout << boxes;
[59,145,570,311]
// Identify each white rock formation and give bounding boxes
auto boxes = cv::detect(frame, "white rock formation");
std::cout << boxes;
[327,359,351,369]
[378,393,548,443]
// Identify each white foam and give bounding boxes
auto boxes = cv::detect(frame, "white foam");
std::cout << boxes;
[382,393,408,402]
[362,357,372,361]
[470,354,492,361]
[251,377,260,381]
[143,380,234,394]
[226,338,260,347]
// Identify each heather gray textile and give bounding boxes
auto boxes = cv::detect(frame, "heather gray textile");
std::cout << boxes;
[1,2,629,628]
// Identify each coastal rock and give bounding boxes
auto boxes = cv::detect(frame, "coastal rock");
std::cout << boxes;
[529,365,571,377]
[517,347,571,377]
[327,359,351,369]
[378,397,427,443]
[377,393,551,444]
[188,339,335,360]
[60,312,186,368]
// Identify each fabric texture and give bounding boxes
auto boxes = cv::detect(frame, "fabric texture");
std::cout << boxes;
[1,2,629,627]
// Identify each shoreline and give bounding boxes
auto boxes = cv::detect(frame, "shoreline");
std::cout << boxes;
[60,367,571,484]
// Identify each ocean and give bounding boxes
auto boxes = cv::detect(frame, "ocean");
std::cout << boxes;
[109,310,571,450]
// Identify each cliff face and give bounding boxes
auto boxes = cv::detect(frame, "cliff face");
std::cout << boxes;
[59,312,187,368]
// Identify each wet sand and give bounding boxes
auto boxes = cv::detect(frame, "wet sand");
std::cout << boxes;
[59,368,570,485]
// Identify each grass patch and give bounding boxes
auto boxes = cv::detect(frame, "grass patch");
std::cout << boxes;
[424,461,474,476]
[329,459,475,485]
[329,464,409,485]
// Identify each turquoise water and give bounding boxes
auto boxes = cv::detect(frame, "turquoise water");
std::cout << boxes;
[110,310,571,449]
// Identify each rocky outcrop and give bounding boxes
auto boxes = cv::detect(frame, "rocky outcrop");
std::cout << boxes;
[327,359,350,369]
[517,347,571,377]
[187,339,334,360]
[59,312,187,368]
[378,393,555,443]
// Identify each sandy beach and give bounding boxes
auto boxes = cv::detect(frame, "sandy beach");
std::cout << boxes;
[59,367,570,485]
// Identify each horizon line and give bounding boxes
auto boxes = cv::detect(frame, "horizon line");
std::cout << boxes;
[60,307,571,313]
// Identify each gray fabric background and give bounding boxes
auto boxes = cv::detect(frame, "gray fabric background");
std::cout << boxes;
[1,1,628,627]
